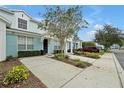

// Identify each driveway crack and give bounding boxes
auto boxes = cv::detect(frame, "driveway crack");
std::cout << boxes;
[59,59,97,88]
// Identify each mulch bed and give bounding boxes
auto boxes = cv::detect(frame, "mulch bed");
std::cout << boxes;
[0,59,47,88]
[52,57,92,68]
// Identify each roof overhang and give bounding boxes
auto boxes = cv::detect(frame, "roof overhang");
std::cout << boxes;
[0,7,14,15]
[0,15,11,27]
[6,28,45,37]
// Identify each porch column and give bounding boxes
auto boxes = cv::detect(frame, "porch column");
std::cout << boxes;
[70,41,73,53]
[65,41,68,54]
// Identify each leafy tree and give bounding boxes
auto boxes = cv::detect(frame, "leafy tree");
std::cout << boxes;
[38,6,88,54]
[118,39,124,47]
[94,24,122,48]
[82,41,96,47]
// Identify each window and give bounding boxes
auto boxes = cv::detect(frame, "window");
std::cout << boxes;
[54,46,57,50]
[18,36,26,51]
[27,37,33,50]
[54,46,60,50]
[76,43,78,49]
[18,18,27,29]
[18,36,34,51]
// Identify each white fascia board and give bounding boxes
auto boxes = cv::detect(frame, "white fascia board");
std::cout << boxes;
[7,28,44,37]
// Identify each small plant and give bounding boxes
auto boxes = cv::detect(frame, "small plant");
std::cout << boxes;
[73,60,92,68]
[54,53,65,60]
[99,50,105,55]
[53,54,92,69]
[6,55,17,61]
[3,65,30,85]
[73,51,83,55]
[65,55,69,59]
[72,58,80,62]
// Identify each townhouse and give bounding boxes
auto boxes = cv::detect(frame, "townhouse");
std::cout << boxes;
[0,7,82,61]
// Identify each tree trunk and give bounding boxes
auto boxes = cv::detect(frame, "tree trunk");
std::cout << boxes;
[60,39,65,56]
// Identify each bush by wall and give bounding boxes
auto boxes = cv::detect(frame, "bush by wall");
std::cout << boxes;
[18,50,43,58]
[54,50,64,54]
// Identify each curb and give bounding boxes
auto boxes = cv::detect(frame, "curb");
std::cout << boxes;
[112,53,124,88]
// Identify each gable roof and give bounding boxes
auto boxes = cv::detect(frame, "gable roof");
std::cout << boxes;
[10,9,32,19]
[0,7,40,23]
[0,7,14,14]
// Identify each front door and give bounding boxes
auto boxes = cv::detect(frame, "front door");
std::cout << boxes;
[43,39,48,54]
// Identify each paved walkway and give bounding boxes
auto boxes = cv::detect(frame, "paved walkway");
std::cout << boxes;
[63,53,121,88]
[20,53,121,88]
[20,56,83,88]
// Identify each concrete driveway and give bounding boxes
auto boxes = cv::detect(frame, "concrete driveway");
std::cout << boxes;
[20,56,83,88]
[20,53,121,88]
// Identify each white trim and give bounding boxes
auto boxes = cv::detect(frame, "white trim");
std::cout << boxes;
[0,7,14,15]
[0,19,6,61]
[0,15,11,26]
[7,28,43,37]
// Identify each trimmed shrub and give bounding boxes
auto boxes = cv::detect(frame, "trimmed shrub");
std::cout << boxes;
[99,50,105,55]
[18,50,42,58]
[54,53,65,60]
[3,65,29,85]
[54,54,69,60]
[54,50,64,54]
[72,58,80,62]
[72,59,92,68]
[6,56,17,61]
[74,61,91,68]
[73,51,83,55]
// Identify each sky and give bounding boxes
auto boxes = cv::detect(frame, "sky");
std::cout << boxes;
[1,5,124,41]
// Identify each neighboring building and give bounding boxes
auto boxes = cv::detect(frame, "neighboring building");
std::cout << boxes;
[0,7,81,61]
[110,44,120,49]
[95,43,104,50]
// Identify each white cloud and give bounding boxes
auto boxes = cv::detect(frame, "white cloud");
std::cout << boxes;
[106,22,112,25]
[87,30,97,40]
[34,17,43,21]
[94,24,103,30]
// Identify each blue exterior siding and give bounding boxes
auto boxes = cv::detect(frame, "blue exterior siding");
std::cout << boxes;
[33,37,42,51]
[6,34,42,57]
[6,33,18,57]
[48,40,60,54]
[48,40,54,54]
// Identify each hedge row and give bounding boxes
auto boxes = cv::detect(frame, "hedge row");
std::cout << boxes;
[54,50,64,54]
[18,50,44,58]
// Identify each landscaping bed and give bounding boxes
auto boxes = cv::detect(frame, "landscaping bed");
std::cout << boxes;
[73,50,105,59]
[52,54,92,68]
[0,59,47,88]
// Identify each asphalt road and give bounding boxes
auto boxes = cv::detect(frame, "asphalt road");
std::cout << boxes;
[113,49,124,70]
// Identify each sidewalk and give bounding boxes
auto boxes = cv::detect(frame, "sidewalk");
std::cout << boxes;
[63,53,121,88]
